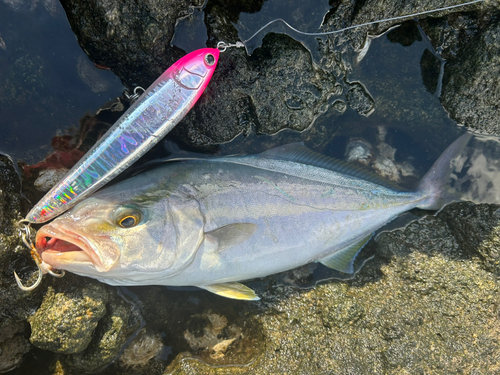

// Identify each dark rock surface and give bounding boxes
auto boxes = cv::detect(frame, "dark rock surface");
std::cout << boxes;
[59,0,204,88]
[0,156,41,326]
[439,17,500,134]
[0,156,40,373]
[0,322,30,373]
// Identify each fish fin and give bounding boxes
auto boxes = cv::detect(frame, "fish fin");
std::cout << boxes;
[319,235,372,273]
[260,143,404,191]
[417,133,472,210]
[205,223,258,253]
[199,282,260,300]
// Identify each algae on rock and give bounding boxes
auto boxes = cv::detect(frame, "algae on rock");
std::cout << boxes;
[28,283,107,354]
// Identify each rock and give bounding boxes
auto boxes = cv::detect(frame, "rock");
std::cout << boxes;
[183,312,242,360]
[119,329,164,368]
[28,281,107,354]
[330,0,490,50]
[438,202,500,274]
[344,137,373,165]
[58,0,203,87]
[418,4,500,135]
[439,17,500,134]
[3,1,500,373]
[33,168,69,192]
[172,33,340,147]
[0,155,46,330]
[76,55,111,93]
[68,292,143,372]
[344,128,418,184]
[0,322,30,373]
[372,156,400,182]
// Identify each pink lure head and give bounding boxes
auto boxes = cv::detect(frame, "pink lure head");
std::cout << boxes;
[163,48,220,102]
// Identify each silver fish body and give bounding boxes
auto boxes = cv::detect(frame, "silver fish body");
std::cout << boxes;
[35,136,471,300]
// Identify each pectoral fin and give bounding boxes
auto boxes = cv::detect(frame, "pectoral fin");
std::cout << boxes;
[205,223,258,253]
[319,235,372,274]
[199,282,260,300]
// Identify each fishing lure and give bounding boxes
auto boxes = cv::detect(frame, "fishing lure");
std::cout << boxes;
[25,48,219,224]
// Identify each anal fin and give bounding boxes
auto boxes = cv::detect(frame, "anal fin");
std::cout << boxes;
[199,282,260,301]
[319,235,372,274]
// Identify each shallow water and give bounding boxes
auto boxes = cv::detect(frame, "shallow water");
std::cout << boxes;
[0,1,123,164]
[2,0,500,373]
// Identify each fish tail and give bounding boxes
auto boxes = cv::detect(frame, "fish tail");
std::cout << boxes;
[417,133,472,210]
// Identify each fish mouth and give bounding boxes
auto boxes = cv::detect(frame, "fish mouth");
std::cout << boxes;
[36,225,104,271]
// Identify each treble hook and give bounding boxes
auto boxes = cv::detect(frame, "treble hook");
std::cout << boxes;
[14,220,65,291]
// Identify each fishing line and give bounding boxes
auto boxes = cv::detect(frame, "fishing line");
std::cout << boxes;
[217,0,486,52]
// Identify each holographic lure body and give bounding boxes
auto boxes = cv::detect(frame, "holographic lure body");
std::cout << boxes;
[25,48,220,223]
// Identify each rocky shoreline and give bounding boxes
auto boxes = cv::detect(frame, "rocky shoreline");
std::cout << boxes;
[1,0,499,373]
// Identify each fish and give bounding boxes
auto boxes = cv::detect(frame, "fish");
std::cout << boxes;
[34,133,471,301]
[24,48,219,224]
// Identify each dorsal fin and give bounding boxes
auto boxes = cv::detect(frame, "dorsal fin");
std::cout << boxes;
[260,143,405,191]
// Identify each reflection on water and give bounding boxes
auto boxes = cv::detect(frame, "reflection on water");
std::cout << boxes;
[452,134,500,204]
[0,1,123,164]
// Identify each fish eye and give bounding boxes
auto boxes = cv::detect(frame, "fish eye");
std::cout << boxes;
[204,53,215,66]
[118,214,140,228]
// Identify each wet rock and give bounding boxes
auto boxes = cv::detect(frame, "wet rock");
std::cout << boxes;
[164,202,500,374]
[76,55,111,93]
[28,282,107,354]
[0,155,45,335]
[0,322,30,373]
[331,0,489,50]
[438,202,500,274]
[33,168,69,192]
[439,17,500,135]
[119,329,164,368]
[345,82,374,116]
[59,0,203,87]
[345,138,373,165]
[183,312,242,360]
[119,286,265,374]
[69,292,143,372]
[170,32,342,147]
[372,156,400,182]
[419,6,500,135]
[344,127,418,183]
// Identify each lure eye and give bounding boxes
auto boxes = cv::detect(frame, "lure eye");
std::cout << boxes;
[204,53,215,66]
[118,215,139,228]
